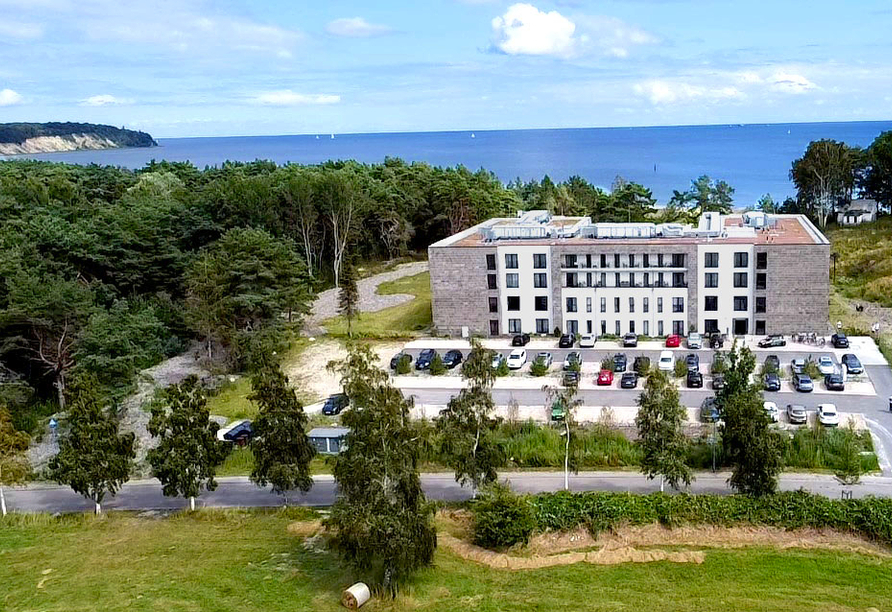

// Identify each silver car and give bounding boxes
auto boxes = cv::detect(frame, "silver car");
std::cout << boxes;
[687,332,702,349]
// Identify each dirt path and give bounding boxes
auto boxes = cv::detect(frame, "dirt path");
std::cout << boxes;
[303,261,428,335]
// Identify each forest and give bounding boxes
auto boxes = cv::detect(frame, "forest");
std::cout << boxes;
[0,122,157,147]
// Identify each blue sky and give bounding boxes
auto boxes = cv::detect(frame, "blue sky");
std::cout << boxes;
[1,0,891,137]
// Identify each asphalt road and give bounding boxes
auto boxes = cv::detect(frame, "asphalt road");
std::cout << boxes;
[7,471,891,513]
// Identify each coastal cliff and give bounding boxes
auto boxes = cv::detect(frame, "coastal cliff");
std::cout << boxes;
[0,122,157,155]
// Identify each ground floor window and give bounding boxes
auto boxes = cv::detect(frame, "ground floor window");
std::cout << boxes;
[672,320,685,335]
[615,320,621,336]
[658,320,664,336]
[643,320,649,336]
[755,319,766,335]
[489,320,499,335]
[629,320,635,334]
[536,318,549,334]
[704,319,719,334]
[508,318,521,333]
[601,320,607,335]
[733,318,749,335]
[567,320,579,335]
[586,320,593,333]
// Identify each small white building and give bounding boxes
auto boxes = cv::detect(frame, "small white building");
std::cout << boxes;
[837,199,878,226]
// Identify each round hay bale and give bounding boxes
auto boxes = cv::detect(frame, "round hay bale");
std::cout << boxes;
[341,583,370,609]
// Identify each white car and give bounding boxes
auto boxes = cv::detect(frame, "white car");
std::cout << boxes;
[817,356,836,376]
[658,350,674,372]
[763,401,779,423]
[507,349,527,370]
[817,403,840,427]
[687,332,702,349]
[579,333,596,348]
[563,351,582,370]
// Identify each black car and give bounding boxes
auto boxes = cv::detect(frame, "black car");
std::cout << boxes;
[763,373,781,391]
[622,333,638,347]
[757,335,787,348]
[443,350,463,369]
[700,397,720,422]
[322,393,349,415]
[687,370,703,388]
[512,333,531,346]
[633,356,651,375]
[620,372,639,389]
[390,352,412,369]
[841,353,863,375]
[710,333,725,349]
[831,333,849,348]
[613,353,627,372]
[685,353,699,373]
[824,373,845,391]
[559,333,576,348]
[415,349,437,370]
[764,354,780,371]
[712,374,725,391]
[562,370,580,386]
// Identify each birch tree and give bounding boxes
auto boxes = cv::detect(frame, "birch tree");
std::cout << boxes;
[281,169,321,278]
[0,407,29,516]
[635,369,692,492]
[543,361,581,491]
[316,171,365,288]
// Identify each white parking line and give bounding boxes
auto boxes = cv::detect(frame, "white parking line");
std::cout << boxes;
[865,418,892,475]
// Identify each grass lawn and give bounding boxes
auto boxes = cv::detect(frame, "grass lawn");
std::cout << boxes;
[323,271,431,337]
[828,216,892,307]
[2,510,891,611]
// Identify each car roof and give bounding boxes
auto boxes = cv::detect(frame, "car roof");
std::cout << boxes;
[819,403,837,410]
[659,351,672,358]
[509,348,525,355]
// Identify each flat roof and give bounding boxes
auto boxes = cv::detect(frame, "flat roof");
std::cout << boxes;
[308,427,350,438]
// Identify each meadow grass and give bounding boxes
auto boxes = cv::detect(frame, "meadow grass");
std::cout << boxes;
[323,271,432,337]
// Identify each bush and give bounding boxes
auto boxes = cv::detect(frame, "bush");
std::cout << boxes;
[553,327,562,337]
[472,482,537,548]
[495,360,509,377]
[600,356,613,371]
[711,354,728,375]
[395,354,412,375]
[530,357,548,377]
[429,353,446,376]
[673,359,687,378]
[803,360,822,380]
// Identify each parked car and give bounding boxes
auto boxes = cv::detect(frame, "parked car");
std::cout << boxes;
[687,370,703,388]
[685,353,700,373]
[824,373,845,391]
[563,351,581,370]
[665,334,681,348]
[792,372,813,392]
[579,333,596,348]
[415,349,437,370]
[763,373,781,392]
[817,355,836,376]
[763,401,779,423]
[322,393,349,415]
[700,397,720,422]
[709,333,725,349]
[790,358,806,375]
[633,356,651,375]
[786,404,807,425]
[620,372,639,389]
[658,350,674,372]
[390,352,412,369]
[622,333,638,347]
[550,399,567,422]
[712,374,725,390]
[597,369,614,385]
[491,353,506,370]
[831,333,850,348]
[507,349,527,369]
[817,403,840,427]
[764,354,780,371]
[841,353,863,375]
[559,333,576,348]
[562,370,580,386]
[512,333,531,346]
[613,353,627,372]
[758,334,787,348]
[534,352,553,368]
[443,350,464,369]
[687,332,702,349]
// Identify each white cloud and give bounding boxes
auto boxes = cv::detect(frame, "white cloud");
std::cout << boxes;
[0,88,23,106]
[491,3,578,58]
[634,80,742,105]
[252,90,341,106]
[326,17,392,38]
[80,94,134,106]
[0,21,43,39]
[575,15,659,58]
[769,72,816,94]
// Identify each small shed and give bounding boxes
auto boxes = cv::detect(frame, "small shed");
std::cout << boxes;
[308,426,350,455]
[837,199,878,226]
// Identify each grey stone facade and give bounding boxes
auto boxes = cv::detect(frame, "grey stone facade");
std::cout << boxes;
[758,243,830,334]
[428,245,496,336]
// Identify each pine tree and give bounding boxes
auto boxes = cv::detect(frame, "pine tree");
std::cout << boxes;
[48,376,135,514]
[0,407,30,516]
[635,370,692,492]
[338,259,360,336]
[325,344,436,593]
[249,355,315,505]
[147,376,230,511]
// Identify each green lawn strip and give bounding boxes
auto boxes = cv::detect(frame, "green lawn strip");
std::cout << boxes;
[1,510,890,612]
[322,271,431,337]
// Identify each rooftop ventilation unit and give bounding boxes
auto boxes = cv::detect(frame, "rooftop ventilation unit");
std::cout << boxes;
[657,223,685,237]
[742,211,769,228]
[589,223,656,239]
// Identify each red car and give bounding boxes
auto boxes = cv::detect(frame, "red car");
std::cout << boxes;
[666,334,681,348]
[597,369,614,385]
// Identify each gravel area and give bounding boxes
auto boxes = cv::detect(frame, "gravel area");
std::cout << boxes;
[303,260,428,335]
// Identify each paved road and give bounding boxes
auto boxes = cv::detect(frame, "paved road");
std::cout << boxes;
[6,471,890,513]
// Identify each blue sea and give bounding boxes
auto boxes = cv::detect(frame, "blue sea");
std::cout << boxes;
[8,121,892,206]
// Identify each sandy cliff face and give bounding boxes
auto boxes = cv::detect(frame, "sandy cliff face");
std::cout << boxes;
[0,133,123,155]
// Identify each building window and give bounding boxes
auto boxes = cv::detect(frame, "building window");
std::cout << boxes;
[614,297,620,313]
[533,253,547,269]
[756,273,766,290]
[566,273,578,288]
[657,297,663,313]
[733,296,748,311]
[568,320,579,335]
[534,273,548,288]
[629,254,635,268]
[586,272,592,288]
[488,297,498,313]
[755,320,766,335]
[586,320,593,334]
[734,252,748,268]
[704,252,719,268]
[672,297,684,313]
[599,272,606,287]
[733,272,748,288]
[658,320,664,336]
[505,253,518,269]
[585,254,592,268]
[704,319,719,334]
[672,272,686,288]
[673,320,685,335]
[658,272,665,287]
[756,252,767,270]
[704,273,718,288]
[614,253,621,268]
[487,274,497,290]
[586,297,592,313]
[672,253,685,267]
[629,297,635,313]
[629,320,636,334]
[534,296,548,311]
[658,254,664,267]
[507,296,520,311]
[600,253,607,268]
[489,320,499,335]
[614,272,620,287]
[643,297,649,313]
[508,318,521,333]
[643,272,650,287]
[565,254,577,268]
[486,254,496,270]
[643,254,650,268]
[755,296,766,313]
[536,319,549,334]
[615,320,621,336]
[704,296,718,311]
[600,297,606,313]
[601,320,607,335]
[643,320,649,336]
[506,273,519,288]
[566,297,577,313]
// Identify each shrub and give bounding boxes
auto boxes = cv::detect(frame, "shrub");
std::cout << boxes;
[395,354,412,375]
[673,359,687,378]
[429,353,446,376]
[553,327,562,338]
[803,360,822,380]
[711,354,728,375]
[530,357,548,377]
[600,356,614,371]
[495,360,509,377]
[472,482,536,548]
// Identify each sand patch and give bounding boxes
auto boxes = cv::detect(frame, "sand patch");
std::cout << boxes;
[286,520,323,537]
[285,339,401,401]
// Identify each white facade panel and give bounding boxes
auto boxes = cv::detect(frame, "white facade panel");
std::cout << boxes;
[497,244,552,335]
[697,243,754,336]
